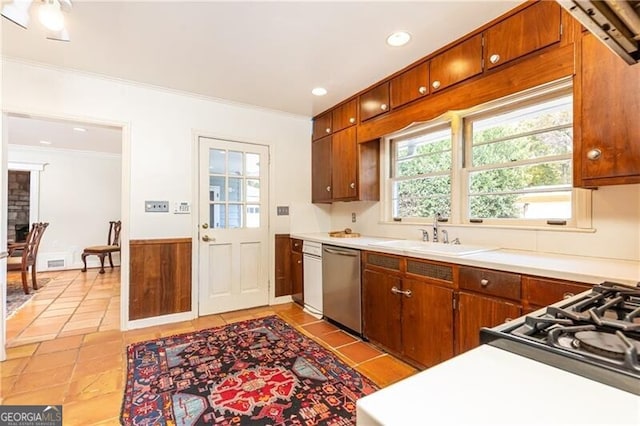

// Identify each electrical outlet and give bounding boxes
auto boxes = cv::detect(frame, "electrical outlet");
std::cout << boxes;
[352,212,356,223]
[145,200,169,212]
[277,206,290,216]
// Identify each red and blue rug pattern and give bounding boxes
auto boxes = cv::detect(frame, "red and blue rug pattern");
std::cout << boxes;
[121,315,378,425]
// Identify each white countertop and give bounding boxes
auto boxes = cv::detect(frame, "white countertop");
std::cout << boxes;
[291,232,640,285]
[356,345,640,426]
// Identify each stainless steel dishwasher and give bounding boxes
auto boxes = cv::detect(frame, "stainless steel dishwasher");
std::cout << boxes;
[322,245,361,334]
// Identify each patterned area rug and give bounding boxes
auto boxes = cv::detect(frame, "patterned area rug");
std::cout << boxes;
[6,277,51,318]
[121,315,378,425]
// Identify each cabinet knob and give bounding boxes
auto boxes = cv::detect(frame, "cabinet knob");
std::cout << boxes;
[587,149,602,160]
[325,127,331,134]
[505,317,513,323]
[297,260,302,264]
[480,278,490,287]
[380,103,388,111]
[350,182,356,189]
[326,186,331,192]
[563,292,575,299]
[489,54,500,64]
[418,86,427,95]
[349,117,356,124]
[432,80,441,89]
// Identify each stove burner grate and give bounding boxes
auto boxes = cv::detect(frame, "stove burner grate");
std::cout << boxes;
[575,330,640,360]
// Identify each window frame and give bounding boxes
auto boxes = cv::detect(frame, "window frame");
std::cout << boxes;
[381,79,592,230]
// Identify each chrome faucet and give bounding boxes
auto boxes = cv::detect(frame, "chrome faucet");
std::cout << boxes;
[433,213,441,243]
[441,229,449,244]
[419,228,429,242]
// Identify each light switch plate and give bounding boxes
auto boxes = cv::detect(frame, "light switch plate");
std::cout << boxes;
[277,206,289,216]
[145,200,169,212]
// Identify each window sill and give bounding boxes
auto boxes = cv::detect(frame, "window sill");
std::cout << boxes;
[378,220,596,233]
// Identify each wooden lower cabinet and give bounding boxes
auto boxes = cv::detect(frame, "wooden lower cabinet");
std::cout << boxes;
[363,265,454,369]
[362,268,402,354]
[403,278,454,367]
[274,234,291,297]
[457,292,521,354]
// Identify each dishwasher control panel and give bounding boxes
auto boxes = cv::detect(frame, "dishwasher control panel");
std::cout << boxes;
[302,240,323,257]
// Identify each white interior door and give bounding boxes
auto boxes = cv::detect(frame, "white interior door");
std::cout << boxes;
[198,137,269,315]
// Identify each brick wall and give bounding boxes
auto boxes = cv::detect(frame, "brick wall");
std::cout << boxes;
[8,170,30,242]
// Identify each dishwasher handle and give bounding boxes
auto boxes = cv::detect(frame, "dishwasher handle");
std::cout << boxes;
[323,247,359,257]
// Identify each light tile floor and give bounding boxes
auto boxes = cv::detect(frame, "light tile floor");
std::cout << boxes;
[1,268,418,424]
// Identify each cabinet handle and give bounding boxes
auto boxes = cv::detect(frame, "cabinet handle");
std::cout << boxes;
[489,54,500,64]
[418,86,427,95]
[432,80,441,89]
[587,149,602,160]
[349,117,356,124]
[350,182,356,189]
[380,103,388,111]
[391,286,412,297]
[563,292,575,299]
[325,127,331,134]
[326,186,331,192]
[480,278,489,287]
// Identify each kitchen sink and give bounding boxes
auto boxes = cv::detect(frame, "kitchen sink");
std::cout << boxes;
[369,240,498,256]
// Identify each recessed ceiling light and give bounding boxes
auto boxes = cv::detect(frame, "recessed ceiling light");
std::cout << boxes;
[39,140,52,145]
[73,127,87,132]
[387,31,411,47]
[312,87,328,96]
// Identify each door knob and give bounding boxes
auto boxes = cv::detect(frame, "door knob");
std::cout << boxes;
[202,223,209,229]
[202,235,215,242]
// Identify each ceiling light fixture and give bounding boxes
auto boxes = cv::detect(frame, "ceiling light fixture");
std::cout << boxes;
[72,126,87,132]
[1,0,72,41]
[312,87,328,96]
[387,31,411,47]
[39,140,52,145]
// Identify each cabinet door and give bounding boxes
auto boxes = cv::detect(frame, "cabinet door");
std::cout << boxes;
[331,127,357,200]
[484,1,561,70]
[360,82,390,121]
[362,269,402,354]
[291,251,303,305]
[390,62,429,108]
[457,292,521,354]
[430,35,483,93]
[274,234,291,297]
[578,33,640,185]
[311,136,332,203]
[402,279,454,368]
[332,99,358,132]
[312,111,332,141]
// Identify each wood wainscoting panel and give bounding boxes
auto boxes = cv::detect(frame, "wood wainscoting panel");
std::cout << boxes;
[129,238,192,320]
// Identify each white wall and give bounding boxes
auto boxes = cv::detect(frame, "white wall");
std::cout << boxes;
[329,183,640,262]
[8,146,122,270]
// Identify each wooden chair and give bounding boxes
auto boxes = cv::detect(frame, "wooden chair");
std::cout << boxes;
[81,220,122,274]
[7,222,49,294]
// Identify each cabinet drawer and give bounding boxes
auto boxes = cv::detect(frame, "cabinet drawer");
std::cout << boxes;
[290,238,303,253]
[459,266,521,301]
[523,276,591,307]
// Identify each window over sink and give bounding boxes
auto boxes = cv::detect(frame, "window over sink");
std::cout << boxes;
[384,79,592,229]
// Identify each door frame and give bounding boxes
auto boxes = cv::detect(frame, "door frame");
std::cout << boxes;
[0,109,130,360]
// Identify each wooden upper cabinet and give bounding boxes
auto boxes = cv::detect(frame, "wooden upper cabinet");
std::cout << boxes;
[359,82,390,122]
[331,127,358,200]
[484,1,561,70]
[312,112,332,141]
[332,99,358,133]
[577,33,640,186]
[311,136,332,203]
[430,35,483,93]
[390,62,429,109]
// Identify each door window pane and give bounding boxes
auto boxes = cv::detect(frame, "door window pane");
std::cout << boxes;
[209,176,225,201]
[246,179,260,202]
[229,151,243,176]
[246,205,260,228]
[228,204,243,228]
[246,153,260,177]
[210,204,226,229]
[209,149,226,174]
[228,178,243,202]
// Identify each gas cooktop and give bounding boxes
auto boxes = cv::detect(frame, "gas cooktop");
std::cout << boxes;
[481,281,640,395]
